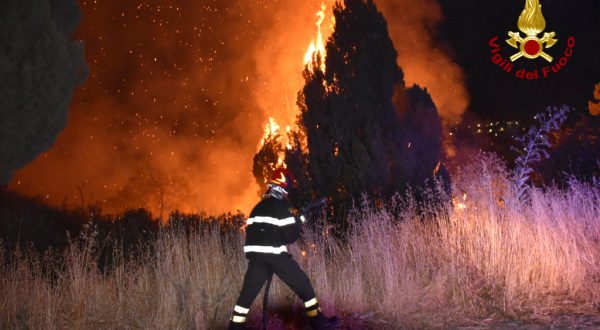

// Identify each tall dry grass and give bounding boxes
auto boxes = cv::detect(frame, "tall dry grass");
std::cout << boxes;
[1,158,599,329]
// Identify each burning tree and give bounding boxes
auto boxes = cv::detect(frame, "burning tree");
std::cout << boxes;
[253,118,286,194]
[251,0,448,213]
[292,0,447,209]
[284,129,314,206]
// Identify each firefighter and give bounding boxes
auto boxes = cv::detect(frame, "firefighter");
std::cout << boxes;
[228,168,339,330]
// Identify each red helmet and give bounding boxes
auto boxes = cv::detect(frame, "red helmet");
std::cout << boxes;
[269,168,297,190]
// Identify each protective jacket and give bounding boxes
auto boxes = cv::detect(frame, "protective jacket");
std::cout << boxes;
[243,196,305,257]
[229,192,339,330]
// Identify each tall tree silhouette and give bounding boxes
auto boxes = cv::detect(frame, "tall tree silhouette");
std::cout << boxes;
[0,0,88,184]
[393,85,444,190]
[284,129,314,206]
[294,0,446,208]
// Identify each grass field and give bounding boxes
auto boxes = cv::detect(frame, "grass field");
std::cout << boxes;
[1,158,599,329]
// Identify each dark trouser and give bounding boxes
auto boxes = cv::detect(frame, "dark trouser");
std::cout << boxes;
[237,253,316,306]
[230,253,319,324]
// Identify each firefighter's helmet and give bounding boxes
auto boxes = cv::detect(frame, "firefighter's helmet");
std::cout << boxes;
[269,168,296,190]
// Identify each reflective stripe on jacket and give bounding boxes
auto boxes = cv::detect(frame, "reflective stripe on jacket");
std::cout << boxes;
[244,196,305,257]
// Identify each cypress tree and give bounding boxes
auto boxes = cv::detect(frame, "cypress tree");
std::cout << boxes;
[298,0,408,205]
[262,0,448,212]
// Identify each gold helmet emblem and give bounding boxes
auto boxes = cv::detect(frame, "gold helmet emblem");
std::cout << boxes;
[506,0,558,62]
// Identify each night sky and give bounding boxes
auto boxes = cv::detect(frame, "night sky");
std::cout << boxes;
[438,0,599,122]
[9,0,599,215]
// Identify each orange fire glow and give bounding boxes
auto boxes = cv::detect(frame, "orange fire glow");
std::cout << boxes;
[303,2,328,73]
[589,82,600,116]
[378,0,469,124]
[454,192,468,211]
[261,116,287,168]
[260,2,334,169]
[261,117,281,145]
[9,0,468,217]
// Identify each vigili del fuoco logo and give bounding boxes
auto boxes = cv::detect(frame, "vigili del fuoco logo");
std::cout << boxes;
[488,0,575,80]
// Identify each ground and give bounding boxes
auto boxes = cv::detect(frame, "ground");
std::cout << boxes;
[251,312,600,329]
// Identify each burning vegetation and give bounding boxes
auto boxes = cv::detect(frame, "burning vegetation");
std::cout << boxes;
[255,0,449,212]
[1,1,600,328]
[2,148,600,328]
[303,2,329,74]
[6,0,469,217]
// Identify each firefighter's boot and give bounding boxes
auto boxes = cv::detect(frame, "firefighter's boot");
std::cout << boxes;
[228,305,249,330]
[305,298,339,330]
[309,312,340,330]
[227,320,247,330]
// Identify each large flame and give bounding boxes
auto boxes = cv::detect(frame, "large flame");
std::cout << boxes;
[303,2,328,73]
[11,0,469,217]
[261,116,288,167]
[260,2,335,178]
[517,0,546,36]
[261,117,280,145]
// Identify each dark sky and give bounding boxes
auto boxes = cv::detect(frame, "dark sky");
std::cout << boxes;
[438,0,600,122]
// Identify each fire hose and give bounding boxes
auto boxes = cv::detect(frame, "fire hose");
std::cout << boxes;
[262,198,328,330]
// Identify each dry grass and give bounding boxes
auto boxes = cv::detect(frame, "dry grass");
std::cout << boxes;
[1,160,599,329]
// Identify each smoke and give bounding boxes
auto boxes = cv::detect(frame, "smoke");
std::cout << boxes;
[0,0,87,184]
[10,0,467,216]
[376,0,469,124]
